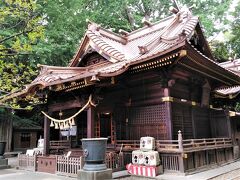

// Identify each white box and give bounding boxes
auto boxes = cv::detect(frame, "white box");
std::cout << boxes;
[143,150,160,166]
[140,136,155,151]
[132,150,145,165]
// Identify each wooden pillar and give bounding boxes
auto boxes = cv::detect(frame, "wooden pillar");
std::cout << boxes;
[231,117,237,145]
[164,87,173,140]
[178,130,183,152]
[43,116,50,155]
[87,107,94,138]
[191,107,196,138]
[178,130,185,173]
[225,111,232,138]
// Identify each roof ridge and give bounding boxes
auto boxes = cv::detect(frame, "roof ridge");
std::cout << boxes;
[38,64,87,70]
[127,15,175,36]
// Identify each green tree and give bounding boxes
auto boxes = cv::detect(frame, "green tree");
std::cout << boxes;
[0,0,44,108]
[0,0,45,59]
[33,0,232,66]
[228,2,240,58]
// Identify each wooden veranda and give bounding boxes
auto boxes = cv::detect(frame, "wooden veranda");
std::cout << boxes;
[45,130,235,174]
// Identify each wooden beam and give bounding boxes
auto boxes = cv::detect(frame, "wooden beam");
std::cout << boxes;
[43,115,50,155]
[48,99,82,112]
[87,107,95,138]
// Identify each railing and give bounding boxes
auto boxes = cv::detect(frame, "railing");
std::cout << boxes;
[160,153,180,172]
[56,152,124,177]
[115,131,234,174]
[115,132,232,153]
[156,140,180,152]
[105,152,124,172]
[115,140,140,151]
[18,154,37,171]
[56,156,84,177]
[19,152,124,177]
[182,138,232,152]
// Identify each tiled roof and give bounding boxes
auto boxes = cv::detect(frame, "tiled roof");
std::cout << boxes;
[2,6,238,101]
[87,30,126,62]
[67,7,198,78]
[219,59,240,76]
[13,117,42,130]
[29,65,87,88]
[21,7,200,92]
[72,7,198,70]
[215,85,240,98]
[213,59,240,97]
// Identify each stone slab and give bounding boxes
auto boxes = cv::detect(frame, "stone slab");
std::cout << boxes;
[77,168,112,180]
[0,165,11,170]
[0,159,10,169]
[0,159,8,166]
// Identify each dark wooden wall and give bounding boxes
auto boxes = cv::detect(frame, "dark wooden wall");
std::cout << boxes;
[193,107,211,138]
[172,103,193,139]
[13,131,38,151]
[47,66,231,142]
[94,71,171,140]
[121,72,169,140]
[126,103,168,140]
[210,110,230,138]
[170,82,190,100]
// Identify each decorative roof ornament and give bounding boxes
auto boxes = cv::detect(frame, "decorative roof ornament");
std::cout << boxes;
[119,29,129,36]
[138,46,149,54]
[169,6,179,14]
[171,0,180,11]
[178,6,193,22]
[170,0,193,21]
[87,19,100,33]
[142,18,152,27]
[90,74,100,82]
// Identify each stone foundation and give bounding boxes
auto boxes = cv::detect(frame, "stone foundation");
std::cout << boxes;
[0,159,10,169]
[77,168,112,180]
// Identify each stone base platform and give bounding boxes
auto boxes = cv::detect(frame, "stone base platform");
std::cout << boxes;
[77,168,112,180]
[0,159,10,169]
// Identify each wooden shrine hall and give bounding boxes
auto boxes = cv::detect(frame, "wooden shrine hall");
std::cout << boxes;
[2,5,240,175]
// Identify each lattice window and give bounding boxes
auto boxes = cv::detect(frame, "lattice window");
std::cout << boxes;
[128,104,167,124]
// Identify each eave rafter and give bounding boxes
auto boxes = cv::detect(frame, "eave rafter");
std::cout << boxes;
[178,42,240,86]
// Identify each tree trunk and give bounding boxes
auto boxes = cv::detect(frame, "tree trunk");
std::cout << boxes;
[125,6,135,30]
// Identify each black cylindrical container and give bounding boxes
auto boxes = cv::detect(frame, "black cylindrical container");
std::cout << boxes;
[82,138,108,171]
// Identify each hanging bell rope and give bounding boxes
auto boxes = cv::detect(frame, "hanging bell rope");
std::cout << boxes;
[41,94,96,123]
